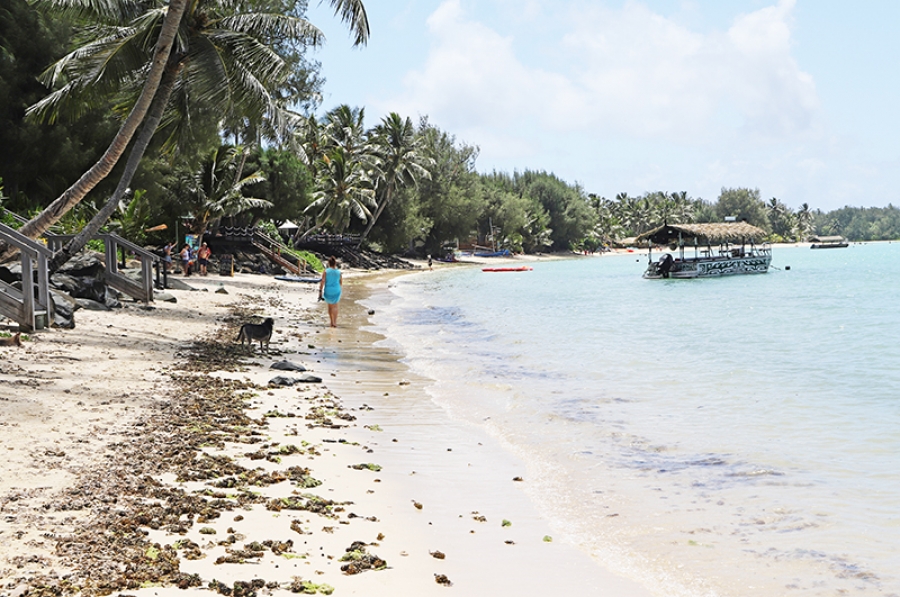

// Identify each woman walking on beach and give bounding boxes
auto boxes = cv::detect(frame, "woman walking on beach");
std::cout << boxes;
[319,256,343,327]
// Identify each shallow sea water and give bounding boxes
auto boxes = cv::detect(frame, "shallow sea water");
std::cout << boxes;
[364,244,900,597]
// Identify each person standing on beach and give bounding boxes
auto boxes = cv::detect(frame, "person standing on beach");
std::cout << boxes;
[180,244,192,276]
[163,242,174,273]
[197,242,211,276]
[318,256,342,327]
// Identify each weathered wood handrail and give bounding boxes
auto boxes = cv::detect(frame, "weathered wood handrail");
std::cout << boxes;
[0,222,52,331]
[45,233,158,303]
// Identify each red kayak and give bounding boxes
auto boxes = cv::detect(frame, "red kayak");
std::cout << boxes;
[482,266,533,272]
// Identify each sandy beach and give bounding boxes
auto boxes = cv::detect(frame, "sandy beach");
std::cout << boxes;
[0,263,651,597]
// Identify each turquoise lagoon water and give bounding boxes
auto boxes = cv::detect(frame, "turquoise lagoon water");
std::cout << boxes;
[364,244,900,597]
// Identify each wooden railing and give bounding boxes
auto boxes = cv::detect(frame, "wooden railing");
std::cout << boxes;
[250,229,310,275]
[45,233,158,303]
[0,222,52,331]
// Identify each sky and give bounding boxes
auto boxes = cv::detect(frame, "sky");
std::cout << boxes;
[305,0,900,211]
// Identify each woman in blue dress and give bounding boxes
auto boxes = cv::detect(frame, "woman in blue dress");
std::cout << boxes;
[318,256,343,327]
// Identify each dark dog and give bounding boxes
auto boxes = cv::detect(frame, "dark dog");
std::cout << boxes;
[236,318,274,351]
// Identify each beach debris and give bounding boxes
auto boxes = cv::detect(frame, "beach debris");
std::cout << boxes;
[543,535,553,542]
[412,500,423,510]
[339,541,387,574]
[471,512,487,522]
[271,360,307,372]
[504,540,515,545]
[512,476,523,482]
[501,519,512,527]
[350,463,382,472]
[266,494,344,517]
[434,573,453,586]
[430,550,446,559]
[368,309,375,315]
[288,578,334,594]
[377,532,385,540]
[398,379,411,386]
[364,424,383,431]
[216,287,229,294]
[208,578,266,597]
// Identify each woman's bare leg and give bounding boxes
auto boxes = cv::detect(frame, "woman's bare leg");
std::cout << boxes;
[327,303,339,327]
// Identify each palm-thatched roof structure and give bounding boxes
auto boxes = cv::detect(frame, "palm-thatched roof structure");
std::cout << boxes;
[635,222,767,245]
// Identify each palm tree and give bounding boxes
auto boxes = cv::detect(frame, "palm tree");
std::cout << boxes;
[359,112,433,244]
[5,0,370,260]
[177,146,272,241]
[795,202,814,240]
[304,146,375,234]
[0,0,189,260]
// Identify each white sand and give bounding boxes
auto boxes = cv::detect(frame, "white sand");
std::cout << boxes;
[0,267,652,597]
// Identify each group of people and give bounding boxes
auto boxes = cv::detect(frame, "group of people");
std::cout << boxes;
[163,239,344,327]
[163,241,211,276]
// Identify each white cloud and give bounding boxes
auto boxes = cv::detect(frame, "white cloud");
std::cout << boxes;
[387,0,819,151]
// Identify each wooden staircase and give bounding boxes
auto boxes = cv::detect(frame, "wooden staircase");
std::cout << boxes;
[250,230,311,275]
[0,222,52,331]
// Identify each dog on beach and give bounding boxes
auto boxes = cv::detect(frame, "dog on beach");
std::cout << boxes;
[0,332,22,347]
[236,318,274,351]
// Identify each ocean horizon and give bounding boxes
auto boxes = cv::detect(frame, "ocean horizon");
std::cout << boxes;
[364,243,900,597]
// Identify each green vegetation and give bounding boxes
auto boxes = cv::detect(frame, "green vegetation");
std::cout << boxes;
[3,0,899,271]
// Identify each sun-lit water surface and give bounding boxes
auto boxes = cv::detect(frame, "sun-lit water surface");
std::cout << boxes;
[364,244,900,597]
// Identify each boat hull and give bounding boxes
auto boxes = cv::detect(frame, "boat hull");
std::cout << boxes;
[643,255,771,279]
[482,266,533,272]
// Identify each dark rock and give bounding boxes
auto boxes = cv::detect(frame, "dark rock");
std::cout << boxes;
[270,360,307,372]
[268,376,299,386]
[50,273,80,294]
[104,287,121,309]
[57,251,105,278]
[49,291,76,329]
[215,287,228,294]
[161,277,194,291]
[70,277,107,303]
[154,292,177,303]
[74,297,110,311]
[268,374,322,386]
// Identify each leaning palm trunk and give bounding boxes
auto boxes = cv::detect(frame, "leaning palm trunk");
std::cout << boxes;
[358,184,393,246]
[0,0,189,261]
[48,61,183,274]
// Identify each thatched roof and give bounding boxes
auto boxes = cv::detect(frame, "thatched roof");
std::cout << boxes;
[809,235,846,243]
[635,222,767,245]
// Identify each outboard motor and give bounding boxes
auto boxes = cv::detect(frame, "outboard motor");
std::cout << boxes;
[657,253,674,278]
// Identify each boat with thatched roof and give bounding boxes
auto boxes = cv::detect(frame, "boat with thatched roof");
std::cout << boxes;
[636,222,771,279]
[809,235,849,249]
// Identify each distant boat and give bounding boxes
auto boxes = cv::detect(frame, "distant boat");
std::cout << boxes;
[809,235,849,249]
[473,249,512,257]
[636,222,771,279]
[482,266,533,272]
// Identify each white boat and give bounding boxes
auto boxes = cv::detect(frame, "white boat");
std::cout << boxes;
[636,223,771,279]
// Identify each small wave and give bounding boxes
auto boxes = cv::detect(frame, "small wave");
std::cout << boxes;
[727,469,785,477]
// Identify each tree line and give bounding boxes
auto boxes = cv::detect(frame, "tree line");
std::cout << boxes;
[2,0,899,267]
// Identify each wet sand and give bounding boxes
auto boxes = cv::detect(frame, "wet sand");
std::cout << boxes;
[0,268,651,597]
